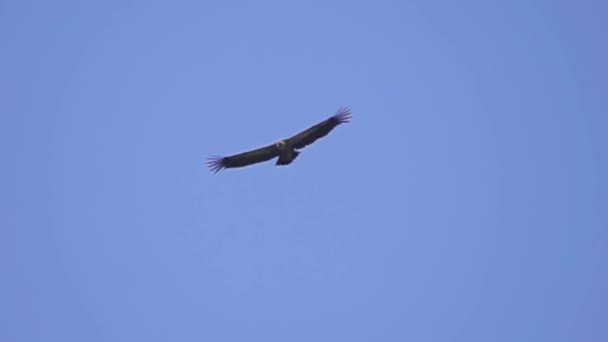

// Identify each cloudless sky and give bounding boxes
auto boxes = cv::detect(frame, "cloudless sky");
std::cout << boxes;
[2,0,607,341]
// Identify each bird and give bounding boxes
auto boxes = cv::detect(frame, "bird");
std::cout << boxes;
[207,106,352,173]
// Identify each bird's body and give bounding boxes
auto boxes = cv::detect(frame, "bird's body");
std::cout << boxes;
[207,107,351,173]
[275,140,300,166]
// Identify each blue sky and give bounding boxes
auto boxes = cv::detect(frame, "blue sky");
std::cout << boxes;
[2,0,607,341]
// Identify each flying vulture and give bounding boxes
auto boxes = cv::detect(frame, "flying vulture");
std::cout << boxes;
[207,106,352,173]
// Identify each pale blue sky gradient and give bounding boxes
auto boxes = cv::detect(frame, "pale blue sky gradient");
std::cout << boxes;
[2,0,607,341]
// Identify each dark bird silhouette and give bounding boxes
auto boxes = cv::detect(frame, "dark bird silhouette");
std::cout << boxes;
[207,107,352,173]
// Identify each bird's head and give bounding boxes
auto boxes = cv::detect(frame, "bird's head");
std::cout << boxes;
[274,140,287,150]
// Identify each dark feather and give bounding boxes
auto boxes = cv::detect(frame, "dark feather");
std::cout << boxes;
[206,144,279,173]
[286,107,352,149]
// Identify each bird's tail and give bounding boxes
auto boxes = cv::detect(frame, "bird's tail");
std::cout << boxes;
[276,150,300,166]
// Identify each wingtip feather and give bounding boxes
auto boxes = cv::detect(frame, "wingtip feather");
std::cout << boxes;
[333,106,352,124]
[206,156,225,173]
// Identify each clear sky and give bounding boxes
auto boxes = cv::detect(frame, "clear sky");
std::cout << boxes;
[2,0,607,341]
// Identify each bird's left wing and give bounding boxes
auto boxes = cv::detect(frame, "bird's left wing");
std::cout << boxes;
[286,107,352,149]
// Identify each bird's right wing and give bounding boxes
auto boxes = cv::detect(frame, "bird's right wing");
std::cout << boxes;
[207,144,279,173]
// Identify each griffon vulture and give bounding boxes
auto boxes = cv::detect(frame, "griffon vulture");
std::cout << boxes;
[207,106,352,173]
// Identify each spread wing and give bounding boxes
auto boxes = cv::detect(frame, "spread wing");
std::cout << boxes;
[207,144,279,173]
[286,107,352,149]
